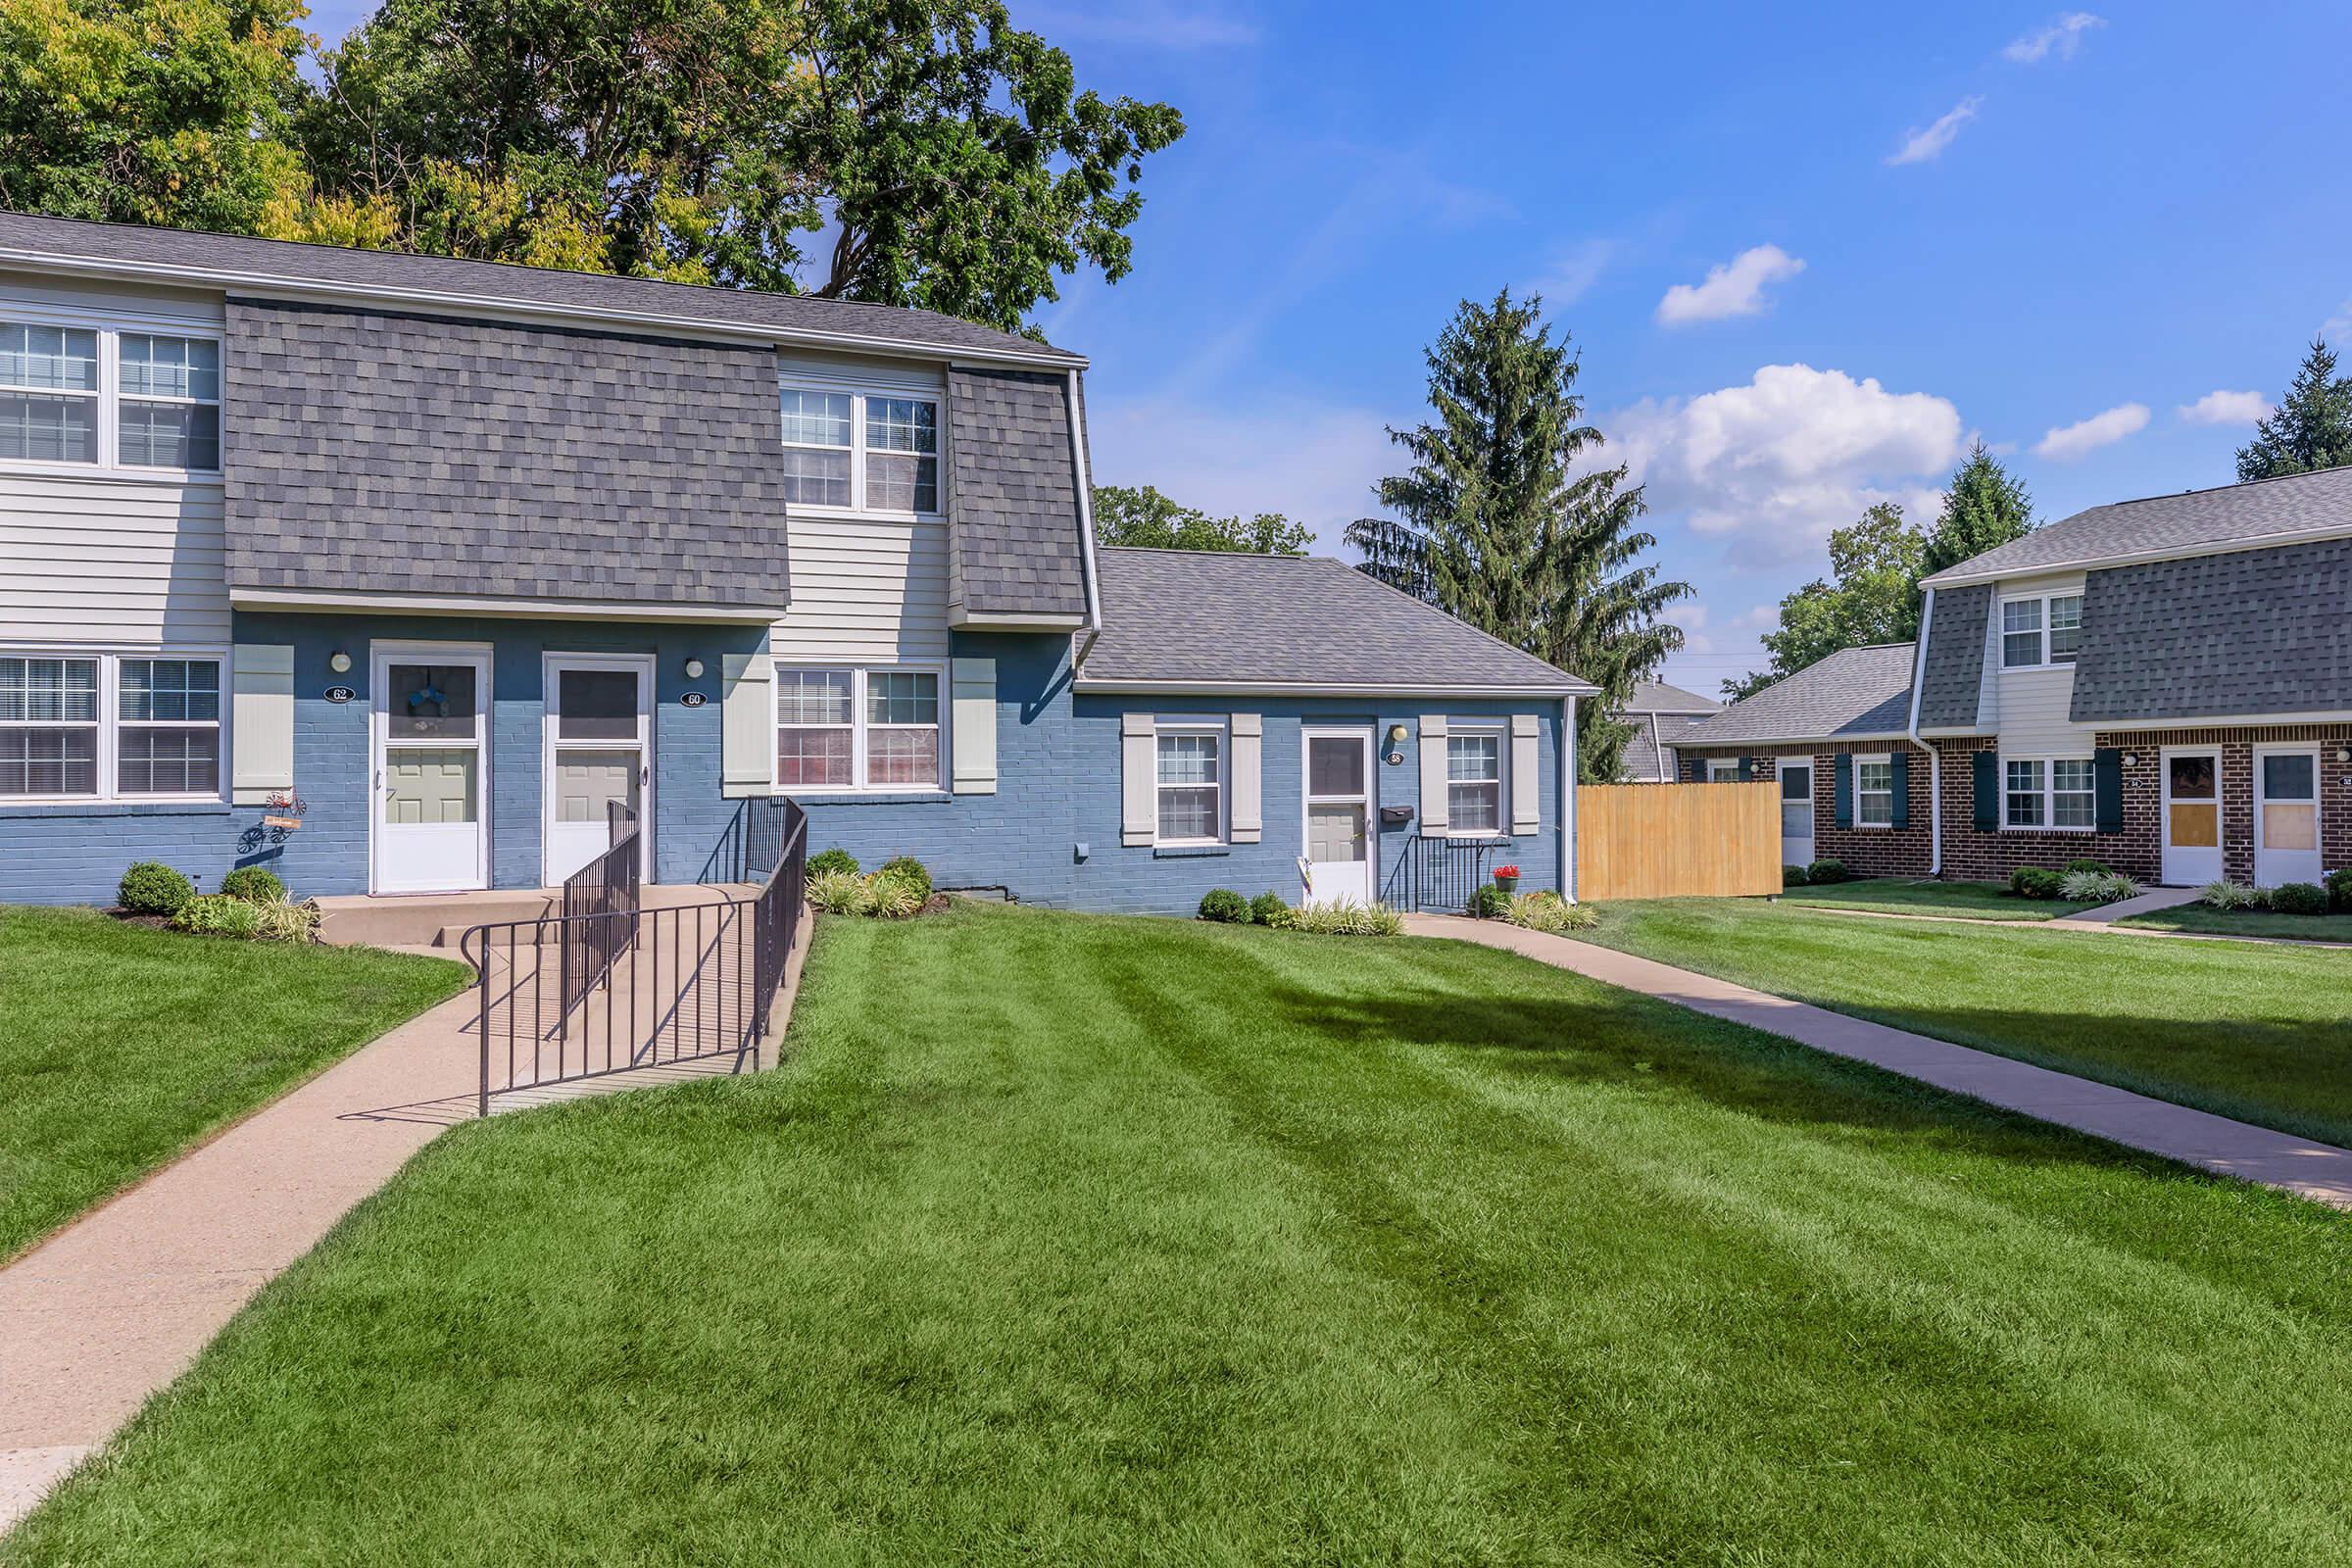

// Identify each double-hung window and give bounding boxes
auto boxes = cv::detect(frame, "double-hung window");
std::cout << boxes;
[1446,729,1504,834]
[2002,593,2083,668]
[774,666,942,792]
[0,656,100,798]
[2002,757,2095,830]
[0,317,222,473]
[1854,755,1894,826]
[776,383,941,514]
[2050,759,2095,828]
[116,658,221,795]
[0,651,224,803]
[1154,726,1223,844]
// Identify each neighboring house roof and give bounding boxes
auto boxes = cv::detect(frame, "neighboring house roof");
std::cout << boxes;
[1618,710,1715,782]
[1078,550,1594,695]
[0,211,1083,368]
[1675,643,1918,746]
[1921,464,2352,586]
[1619,678,1723,716]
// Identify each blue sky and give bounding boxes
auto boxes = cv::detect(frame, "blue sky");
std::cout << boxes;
[307,1,2352,694]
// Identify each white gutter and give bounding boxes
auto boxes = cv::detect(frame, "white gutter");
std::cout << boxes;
[1562,696,1579,903]
[1065,367,1104,669]
[1907,587,1940,875]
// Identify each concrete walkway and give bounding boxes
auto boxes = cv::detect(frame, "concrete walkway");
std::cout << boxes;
[1404,914,2352,1210]
[2058,884,2203,923]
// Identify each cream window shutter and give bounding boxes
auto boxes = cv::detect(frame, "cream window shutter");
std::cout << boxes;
[1510,712,1541,834]
[1121,712,1156,846]
[951,658,997,795]
[720,651,773,799]
[1229,713,1262,843]
[1418,714,1448,830]
[230,644,294,806]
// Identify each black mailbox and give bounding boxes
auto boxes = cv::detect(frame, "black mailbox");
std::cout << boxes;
[1380,805,1415,826]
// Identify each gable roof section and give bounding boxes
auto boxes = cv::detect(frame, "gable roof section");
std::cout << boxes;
[1921,465,2352,586]
[1619,678,1723,715]
[1079,550,1592,694]
[1675,643,1917,746]
[2071,536,2352,722]
[0,211,1081,368]
[1915,581,1989,729]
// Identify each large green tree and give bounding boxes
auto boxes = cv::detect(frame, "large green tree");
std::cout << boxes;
[299,0,1183,329]
[0,0,312,234]
[2235,338,2352,481]
[1346,289,1690,783]
[1921,440,2034,578]
[1093,485,1309,554]
[1723,504,1925,701]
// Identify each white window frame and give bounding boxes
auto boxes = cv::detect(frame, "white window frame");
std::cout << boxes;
[0,646,229,806]
[1444,722,1508,838]
[1152,719,1227,848]
[0,300,223,480]
[775,372,945,520]
[1999,591,2083,671]
[1853,753,1894,829]
[2000,754,2096,833]
[1704,759,1741,783]
[771,663,948,796]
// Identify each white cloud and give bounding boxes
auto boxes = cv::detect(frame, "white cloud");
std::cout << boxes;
[2178,389,2268,427]
[2034,402,2150,459]
[1655,244,1807,326]
[1531,238,1617,308]
[1017,2,1258,49]
[1605,364,1966,567]
[1084,393,1396,552]
[1886,97,1983,166]
[2004,12,2105,64]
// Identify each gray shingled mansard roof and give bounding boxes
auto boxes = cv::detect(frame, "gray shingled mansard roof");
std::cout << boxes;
[1920,464,2352,586]
[1674,642,1918,747]
[0,211,1083,366]
[1079,550,1593,694]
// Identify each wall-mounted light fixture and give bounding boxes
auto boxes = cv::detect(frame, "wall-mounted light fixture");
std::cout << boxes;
[1387,723,1407,746]
[2337,747,2351,764]
[2122,752,2138,767]
[327,651,352,674]
[684,657,706,680]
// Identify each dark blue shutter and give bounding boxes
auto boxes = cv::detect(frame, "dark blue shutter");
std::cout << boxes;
[1973,752,1999,833]
[1736,756,1753,782]
[1834,753,1853,829]
[2094,748,2124,834]
[1890,752,1910,831]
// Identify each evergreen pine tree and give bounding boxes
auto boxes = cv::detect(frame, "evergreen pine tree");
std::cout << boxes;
[1922,441,2034,578]
[2235,339,2352,481]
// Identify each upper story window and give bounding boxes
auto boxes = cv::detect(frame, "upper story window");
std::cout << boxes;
[0,316,222,476]
[2001,592,2082,668]
[777,382,941,515]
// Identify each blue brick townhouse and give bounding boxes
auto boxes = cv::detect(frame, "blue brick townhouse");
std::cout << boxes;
[0,214,1587,917]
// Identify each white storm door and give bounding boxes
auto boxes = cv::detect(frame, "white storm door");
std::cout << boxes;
[371,647,491,894]
[1302,727,1374,906]
[2161,749,2224,887]
[543,656,653,886]
[2254,747,2322,888]
[1778,760,1814,868]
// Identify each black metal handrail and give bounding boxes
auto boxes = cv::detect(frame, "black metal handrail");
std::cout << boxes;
[1389,832,1511,913]
[559,802,640,1019]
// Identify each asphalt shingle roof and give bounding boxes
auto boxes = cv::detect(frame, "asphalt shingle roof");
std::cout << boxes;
[1921,465,2352,585]
[0,211,1082,365]
[1675,643,1918,746]
[1620,678,1723,715]
[1083,550,1593,693]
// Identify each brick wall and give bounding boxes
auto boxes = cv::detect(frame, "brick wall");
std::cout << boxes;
[1675,740,1933,878]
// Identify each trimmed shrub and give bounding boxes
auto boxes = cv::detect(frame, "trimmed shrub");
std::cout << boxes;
[1805,858,1850,885]
[1782,863,1809,889]
[1270,899,1401,936]
[172,894,262,938]
[2200,881,2264,910]
[808,847,859,879]
[219,865,286,904]
[2063,858,2112,878]
[2327,867,2352,912]
[807,868,872,915]
[1466,884,1510,920]
[119,861,195,916]
[1248,891,1289,926]
[252,899,323,943]
[2011,866,2065,901]
[2059,869,2138,904]
[865,869,926,918]
[878,856,932,903]
[1198,889,1250,924]
[2272,881,2330,916]
[1504,890,1596,934]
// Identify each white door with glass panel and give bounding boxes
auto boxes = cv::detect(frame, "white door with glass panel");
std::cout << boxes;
[1778,760,1813,866]
[2161,750,2223,886]
[2255,748,2322,887]
[372,648,490,894]
[543,656,653,886]
[1302,727,1374,906]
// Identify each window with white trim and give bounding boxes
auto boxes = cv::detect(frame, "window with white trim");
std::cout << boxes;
[2002,756,2095,830]
[2001,592,2082,668]
[1705,759,1740,783]
[0,651,224,803]
[773,666,942,792]
[0,317,222,474]
[1446,729,1504,834]
[1154,725,1223,845]
[776,382,941,514]
[1854,755,1893,826]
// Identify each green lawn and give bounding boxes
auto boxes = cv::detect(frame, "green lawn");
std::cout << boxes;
[14,902,2352,1564]
[0,906,466,1261]
[1780,876,2093,920]
[2119,904,2352,943]
[1573,898,2352,1148]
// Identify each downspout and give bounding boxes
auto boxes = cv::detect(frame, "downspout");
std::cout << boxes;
[1065,367,1104,668]
[1561,695,1579,903]
[1907,586,1939,876]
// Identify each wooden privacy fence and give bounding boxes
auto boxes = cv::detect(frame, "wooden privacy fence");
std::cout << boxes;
[1578,782,1782,900]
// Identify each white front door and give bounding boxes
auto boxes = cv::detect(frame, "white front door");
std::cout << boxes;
[2161,749,2224,886]
[1301,727,1374,906]
[2255,747,2322,887]
[371,646,491,894]
[1777,759,1814,868]
[542,655,653,886]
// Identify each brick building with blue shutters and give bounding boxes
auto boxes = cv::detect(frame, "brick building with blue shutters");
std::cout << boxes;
[0,214,1589,915]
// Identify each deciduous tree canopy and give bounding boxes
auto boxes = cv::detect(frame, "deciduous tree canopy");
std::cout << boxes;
[1092,485,1310,554]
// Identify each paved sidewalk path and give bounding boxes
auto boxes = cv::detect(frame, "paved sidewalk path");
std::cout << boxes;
[2059,885,2203,922]
[1405,914,2352,1210]
[1797,902,2352,951]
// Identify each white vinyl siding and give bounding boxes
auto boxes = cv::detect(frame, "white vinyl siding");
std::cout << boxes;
[0,475,230,644]
[1976,572,2093,758]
